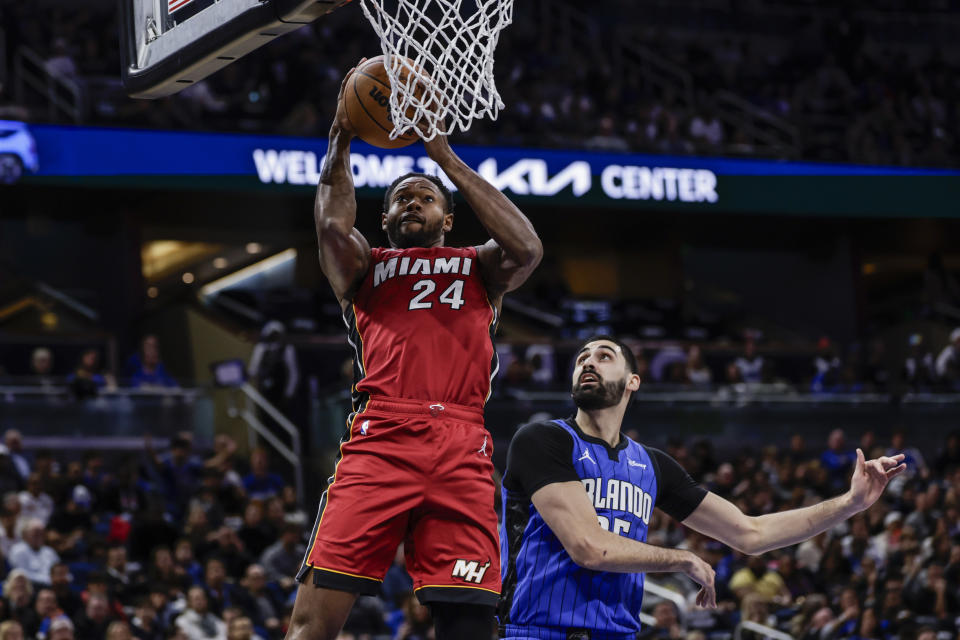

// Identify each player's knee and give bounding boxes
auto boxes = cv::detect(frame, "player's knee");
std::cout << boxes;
[285,611,336,640]
[286,585,353,640]
[431,602,496,640]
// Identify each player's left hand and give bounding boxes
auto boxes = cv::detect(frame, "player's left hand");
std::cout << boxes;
[848,447,906,511]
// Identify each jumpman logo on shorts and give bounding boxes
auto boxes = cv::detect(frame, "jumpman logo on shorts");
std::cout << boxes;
[477,435,488,457]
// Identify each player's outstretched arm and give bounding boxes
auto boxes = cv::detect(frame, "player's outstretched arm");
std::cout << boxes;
[420,134,542,296]
[316,61,371,304]
[531,481,717,608]
[682,448,906,556]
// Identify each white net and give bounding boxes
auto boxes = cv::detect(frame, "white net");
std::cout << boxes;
[358,0,513,141]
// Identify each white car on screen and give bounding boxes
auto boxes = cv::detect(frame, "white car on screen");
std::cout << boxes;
[0,120,39,184]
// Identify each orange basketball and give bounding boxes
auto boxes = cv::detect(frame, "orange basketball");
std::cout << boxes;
[341,55,424,149]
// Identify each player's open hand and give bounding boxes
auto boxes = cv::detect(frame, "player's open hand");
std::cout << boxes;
[849,447,906,511]
[684,552,716,608]
[333,58,366,136]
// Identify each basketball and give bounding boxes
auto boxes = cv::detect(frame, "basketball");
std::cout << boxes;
[341,55,423,149]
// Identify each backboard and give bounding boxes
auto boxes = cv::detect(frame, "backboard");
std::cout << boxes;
[120,0,352,99]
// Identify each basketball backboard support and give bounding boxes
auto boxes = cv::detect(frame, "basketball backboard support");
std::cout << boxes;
[120,0,352,99]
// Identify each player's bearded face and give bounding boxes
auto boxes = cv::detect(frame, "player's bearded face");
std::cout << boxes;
[385,209,445,248]
[572,369,627,410]
[384,180,449,248]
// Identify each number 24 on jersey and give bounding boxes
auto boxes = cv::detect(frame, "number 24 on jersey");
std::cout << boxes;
[408,279,465,310]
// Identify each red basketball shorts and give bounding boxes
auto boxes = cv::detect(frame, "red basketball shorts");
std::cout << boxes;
[296,395,500,606]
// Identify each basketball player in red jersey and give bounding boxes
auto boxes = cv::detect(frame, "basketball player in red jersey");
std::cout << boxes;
[285,62,543,640]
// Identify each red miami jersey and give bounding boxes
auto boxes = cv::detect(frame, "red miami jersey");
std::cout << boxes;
[345,245,499,410]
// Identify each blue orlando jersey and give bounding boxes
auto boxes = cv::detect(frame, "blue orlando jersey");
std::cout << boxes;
[499,418,706,640]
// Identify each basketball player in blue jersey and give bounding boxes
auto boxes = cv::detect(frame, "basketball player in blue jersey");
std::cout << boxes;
[499,335,907,640]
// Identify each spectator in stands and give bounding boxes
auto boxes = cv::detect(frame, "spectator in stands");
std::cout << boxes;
[392,592,433,640]
[733,336,764,383]
[935,328,960,388]
[31,588,66,638]
[204,435,244,491]
[689,106,725,152]
[259,522,304,589]
[728,554,791,603]
[905,561,959,620]
[685,345,712,386]
[189,469,228,529]
[127,335,178,389]
[48,563,82,619]
[248,321,299,413]
[130,596,164,640]
[820,429,855,492]
[811,337,842,393]
[909,486,943,541]
[28,347,56,388]
[17,472,52,526]
[237,501,272,559]
[3,431,30,481]
[9,518,58,585]
[74,592,115,639]
[226,616,261,640]
[381,545,413,612]
[241,449,284,501]
[44,38,77,78]
[933,430,960,476]
[637,601,683,640]
[2,569,33,623]
[146,434,203,518]
[176,586,227,640]
[66,348,114,399]
[169,539,200,583]
[904,333,936,391]
[0,620,23,640]
[0,493,22,556]
[47,616,75,640]
[0,444,23,494]
[147,546,190,598]
[202,557,241,616]
[776,553,815,601]
[105,544,145,604]
[876,576,913,637]
[46,484,93,561]
[236,564,280,634]
[280,485,307,527]
[106,620,135,640]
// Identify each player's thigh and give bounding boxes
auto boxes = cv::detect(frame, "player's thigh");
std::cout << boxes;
[301,414,423,586]
[286,575,357,640]
[408,425,500,605]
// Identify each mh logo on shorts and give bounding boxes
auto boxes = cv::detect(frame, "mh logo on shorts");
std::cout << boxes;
[451,558,490,584]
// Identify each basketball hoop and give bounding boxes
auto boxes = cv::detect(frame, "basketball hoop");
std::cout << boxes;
[358,0,513,141]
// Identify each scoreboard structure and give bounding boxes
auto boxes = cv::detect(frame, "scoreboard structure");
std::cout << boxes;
[119,0,352,99]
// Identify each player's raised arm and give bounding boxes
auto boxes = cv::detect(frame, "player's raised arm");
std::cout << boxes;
[682,448,906,555]
[420,134,543,297]
[530,481,717,608]
[315,62,372,305]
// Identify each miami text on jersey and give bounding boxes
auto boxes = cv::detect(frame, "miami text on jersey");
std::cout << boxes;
[373,255,474,287]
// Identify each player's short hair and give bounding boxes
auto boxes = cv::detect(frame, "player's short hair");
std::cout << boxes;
[576,334,640,375]
[383,172,454,214]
